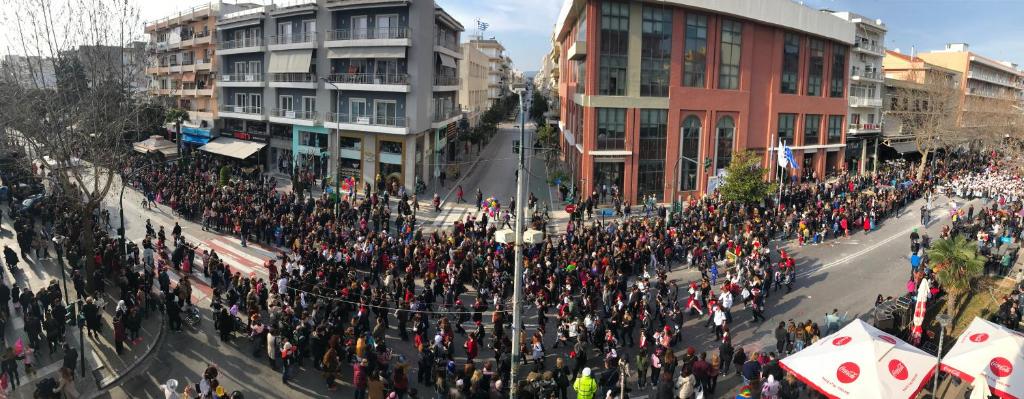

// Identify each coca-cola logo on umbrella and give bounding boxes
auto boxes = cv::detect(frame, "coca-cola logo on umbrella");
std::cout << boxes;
[878,335,897,344]
[969,333,989,343]
[888,359,909,381]
[990,357,1013,378]
[832,336,852,346]
[836,362,861,384]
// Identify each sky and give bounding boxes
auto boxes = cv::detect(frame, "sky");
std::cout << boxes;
[5,0,1023,72]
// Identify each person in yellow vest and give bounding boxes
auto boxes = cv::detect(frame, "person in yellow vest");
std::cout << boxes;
[573,367,598,399]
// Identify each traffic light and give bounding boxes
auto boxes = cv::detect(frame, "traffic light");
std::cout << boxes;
[512,140,520,154]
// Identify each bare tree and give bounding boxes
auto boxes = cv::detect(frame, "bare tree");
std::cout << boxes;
[0,0,146,291]
[885,67,962,179]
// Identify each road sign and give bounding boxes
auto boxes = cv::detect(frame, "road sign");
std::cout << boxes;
[564,204,576,214]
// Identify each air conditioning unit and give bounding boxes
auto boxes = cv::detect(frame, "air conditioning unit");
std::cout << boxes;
[285,111,296,118]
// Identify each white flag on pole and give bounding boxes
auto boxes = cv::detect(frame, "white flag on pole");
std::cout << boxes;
[777,139,788,169]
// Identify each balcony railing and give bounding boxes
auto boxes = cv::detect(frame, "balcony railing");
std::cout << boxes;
[854,41,884,54]
[222,105,263,115]
[326,27,410,41]
[327,113,406,127]
[220,73,264,82]
[268,32,317,45]
[435,37,460,52]
[268,73,317,83]
[849,96,883,108]
[849,123,881,131]
[218,37,264,50]
[852,70,882,80]
[326,73,409,85]
[181,58,195,66]
[432,107,461,122]
[272,108,319,121]
[434,75,460,86]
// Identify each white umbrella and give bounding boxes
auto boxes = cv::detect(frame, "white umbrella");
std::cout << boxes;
[941,317,1023,399]
[970,373,991,399]
[779,319,937,399]
[910,278,930,345]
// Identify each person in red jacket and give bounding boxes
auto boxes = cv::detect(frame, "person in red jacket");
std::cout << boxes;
[352,358,368,399]
[464,334,479,361]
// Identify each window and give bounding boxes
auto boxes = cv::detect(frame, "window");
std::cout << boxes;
[718,20,742,90]
[350,98,368,118]
[596,108,626,150]
[576,11,587,43]
[778,113,796,143]
[234,61,247,75]
[599,2,629,96]
[234,93,247,108]
[715,116,735,171]
[806,39,824,96]
[683,14,707,88]
[827,115,843,143]
[638,109,667,200]
[375,15,396,37]
[302,96,316,118]
[830,45,846,97]
[279,95,294,111]
[803,114,821,145]
[781,33,800,94]
[374,100,398,125]
[351,16,368,39]
[277,22,293,41]
[640,6,672,97]
[249,94,261,112]
[680,116,701,191]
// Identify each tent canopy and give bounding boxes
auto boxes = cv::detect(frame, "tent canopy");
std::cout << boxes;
[779,319,936,399]
[941,317,1024,399]
[438,53,457,68]
[199,137,265,159]
[268,49,313,73]
[133,135,179,158]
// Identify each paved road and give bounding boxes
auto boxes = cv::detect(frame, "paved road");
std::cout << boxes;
[75,142,978,398]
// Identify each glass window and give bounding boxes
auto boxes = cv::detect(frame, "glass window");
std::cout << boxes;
[718,20,742,90]
[806,39,824,96]
[596,108,626,150]
[680,116,701,191]
[577,12,587,43]
[778,113,796,143]
[830,45,847,98]
[638,109,667,200]
[781,33,800,94]
[803,114,821,145]
[599,2,629,96]
[640,6,672,97]
[683,14,707,88]
[827,115,843,143]
[715,116,735,171]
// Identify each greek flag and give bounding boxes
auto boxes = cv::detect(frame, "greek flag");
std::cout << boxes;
[776,139,800,169]
[477,20,489,32]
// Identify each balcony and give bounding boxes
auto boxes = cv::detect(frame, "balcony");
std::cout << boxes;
[270,108,321,126]
[181,58,195,72]
[220,105,266,121]
[853,41,884,56]
[325,73,410,92]
[431,107,462,128]
[568,40,586,60]
[268,32,317,51]
[967,70,1019,89]
[433,75,459,91]
[849,95,883,108]
[193,31,211,45]
[146,66,161,75]
[217,37,265,55]
[168,61,181,73]
[326,112,408,135]
[195,59,213,70]
[325,0,412,9]
[434,38,462,59]
[268,73,319,89]
[848,123,882,134]
[219,73,265,87]
[324,27,411,48]
[851,70,883,82]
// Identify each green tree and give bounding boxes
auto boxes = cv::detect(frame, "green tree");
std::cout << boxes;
[928,235,985,318]
[164,107,190,150]
[718,150,777,203]
[530,92,549,126]
[219,165,232,186]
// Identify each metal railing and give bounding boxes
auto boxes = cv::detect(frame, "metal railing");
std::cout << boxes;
[854,41,884,54]
[327,113,406,127]
[432,107,461,122]
[849,96,883,108]
[217,37,264,50]
[181,58,195,66]
[326,27,410,41]
[220,73,264,82]
[268,32,317,45]
[434,75,459,86]
[326,73,409,85]
[852,70,881,80]
[272,108,319,121]
[268,73,317,83]
[435,36,460,52]
[849,123,881,131]
[222,105,263,115]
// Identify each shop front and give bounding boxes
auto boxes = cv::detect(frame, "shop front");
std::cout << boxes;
[379,139,404,193]
[338,135,363,191]
[222,123,270,173]
[269,123,293,175]
[292,125,331,179]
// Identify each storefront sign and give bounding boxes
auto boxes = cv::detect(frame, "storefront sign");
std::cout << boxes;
[231,130,269,143]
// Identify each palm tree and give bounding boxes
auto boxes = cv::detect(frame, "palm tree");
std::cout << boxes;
[164,107,190,153]
[928,235,985,317]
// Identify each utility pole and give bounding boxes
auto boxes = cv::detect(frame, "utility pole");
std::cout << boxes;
[509,87,527,399]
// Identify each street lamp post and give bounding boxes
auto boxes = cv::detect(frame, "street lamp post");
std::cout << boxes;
[508,86,528,399]
[933,313,952,397]
[319,77,342,217]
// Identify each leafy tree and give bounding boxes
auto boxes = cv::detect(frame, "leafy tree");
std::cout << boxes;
[219,165,232,186]
[529,92,549,126]
[928,235,985,318]
[164,108,190,151]
[718,150,777,204]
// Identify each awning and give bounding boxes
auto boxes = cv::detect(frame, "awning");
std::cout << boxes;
[181,134,211,145]
[327,47,405,59]
[268,49,313,73]
[182,72,196,82]
[438,53,457,68]
[133,135,179,158]
[199,137,266,159]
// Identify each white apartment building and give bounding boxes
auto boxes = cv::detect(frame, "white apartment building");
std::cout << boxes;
[832,11,886,174]
[466,37,511,107]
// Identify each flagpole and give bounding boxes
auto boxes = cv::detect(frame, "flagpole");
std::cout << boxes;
[777,139,785,208]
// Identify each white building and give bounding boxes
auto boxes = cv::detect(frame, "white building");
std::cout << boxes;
[831,11,886,174]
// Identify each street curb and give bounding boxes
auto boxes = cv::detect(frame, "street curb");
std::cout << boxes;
[91,309,166,394]
[440,156,482,207]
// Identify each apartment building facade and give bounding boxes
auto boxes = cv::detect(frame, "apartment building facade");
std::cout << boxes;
[554,0,855,203]
[916,43,1024,132]
[145,3,245,146]
[466,38,512,107]
[213,0,463,191]
[830,11,885,174]
[460,43,489,127]
[881,50,963,154]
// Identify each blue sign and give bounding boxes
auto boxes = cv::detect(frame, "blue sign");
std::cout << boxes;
[181,127,212,137]
[601,209,614,217]
[182,134,211,145]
